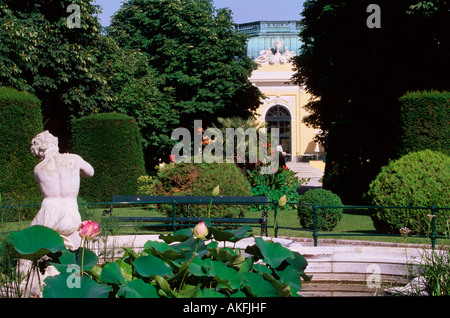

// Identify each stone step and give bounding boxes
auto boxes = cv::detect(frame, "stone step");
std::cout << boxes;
[286,161,324,187]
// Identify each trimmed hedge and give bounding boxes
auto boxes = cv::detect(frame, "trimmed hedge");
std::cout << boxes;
[0,86,43,208]
[72,112,146,203]
[138,162,252,218]
[395,90,449,158]
[365,150,450,235]
[297,188,343,231]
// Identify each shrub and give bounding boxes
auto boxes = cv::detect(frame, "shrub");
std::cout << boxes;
[297,189,344,231]
[72,112,146,203]
[395,90,449,158]
[138,162,252,218]
[365,150,450,235]
[247,164,305,210]
[0,87,43,210]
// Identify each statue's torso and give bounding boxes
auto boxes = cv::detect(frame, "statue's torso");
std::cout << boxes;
[34,153,82,199]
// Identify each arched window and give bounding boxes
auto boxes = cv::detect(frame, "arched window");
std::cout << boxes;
[265,105,291,156]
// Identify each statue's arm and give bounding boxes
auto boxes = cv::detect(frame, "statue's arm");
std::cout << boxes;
[78,156,94,178]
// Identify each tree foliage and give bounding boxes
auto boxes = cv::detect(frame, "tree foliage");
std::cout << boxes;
[292,0,449,203]
[101,42,176,165]
[108,0,263,164]
[0,0,116,148]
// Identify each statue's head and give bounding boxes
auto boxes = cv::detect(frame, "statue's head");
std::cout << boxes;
[31,130,59,158]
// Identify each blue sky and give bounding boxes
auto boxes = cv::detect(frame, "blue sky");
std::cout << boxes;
[94,0,306,26]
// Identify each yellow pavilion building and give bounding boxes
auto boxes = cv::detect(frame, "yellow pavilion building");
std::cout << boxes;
[238,21,323,162]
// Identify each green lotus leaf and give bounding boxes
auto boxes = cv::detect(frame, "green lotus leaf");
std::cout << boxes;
[43,271,112,298]
[198,288,227,298]
[53,247,98,272]
[253,263,272,275]
[134,255,173,278]
[155,275,172,297]
[203,258,240,290]
[187,257,207,277]
[100,262,127,285]
[143,240,181,261]
[227,253,246,269]
[118,279,159,298]
[226,225,254,242]
[241,272,278,297]
[254,237,294,269]
[175,284,199,298]
[262,272,293,297]
[207,246,234,262]
[238,257,253,277]
[208,225,252,243]
[121,247,140,260]
[273,266,303,295]
[144,240,174,253]
[286,251,309,273]
[159,228,193,244]
[7,225,66,262]
[171,236,207,259]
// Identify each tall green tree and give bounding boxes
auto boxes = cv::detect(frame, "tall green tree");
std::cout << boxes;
[102,42,176,166]
[0,0,115,150]
[292,0,449,203]
[107,0,262,163]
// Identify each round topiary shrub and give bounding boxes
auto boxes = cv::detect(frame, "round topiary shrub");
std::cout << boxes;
[72,112,146,203]
[365,149,450,235]
[140,162,252,218]
[0,87,43,211]
[297,188,344,231]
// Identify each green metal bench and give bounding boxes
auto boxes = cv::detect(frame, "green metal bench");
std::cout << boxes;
[101,195,270,236]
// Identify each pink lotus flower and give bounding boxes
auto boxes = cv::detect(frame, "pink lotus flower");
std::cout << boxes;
[78,220,101,240]
[193,222,208,240]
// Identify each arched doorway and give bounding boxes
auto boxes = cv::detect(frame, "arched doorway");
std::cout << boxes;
[265,105,291,157]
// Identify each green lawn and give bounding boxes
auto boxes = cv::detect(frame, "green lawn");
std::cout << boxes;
[92,205,448,246]
[1,204,448,246]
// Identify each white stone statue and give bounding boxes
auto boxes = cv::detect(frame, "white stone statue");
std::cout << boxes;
[254,37,296,65]
[30,130,94,250]
[273,37,284,53]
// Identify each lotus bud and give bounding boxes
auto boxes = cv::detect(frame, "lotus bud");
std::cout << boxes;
[278,194,287,207]
[193,222,208,240]
[78,220,101,240]
[212,185,220,197]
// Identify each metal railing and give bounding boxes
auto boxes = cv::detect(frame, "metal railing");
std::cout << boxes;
[1,200,449,249]
[273,202,450,249]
